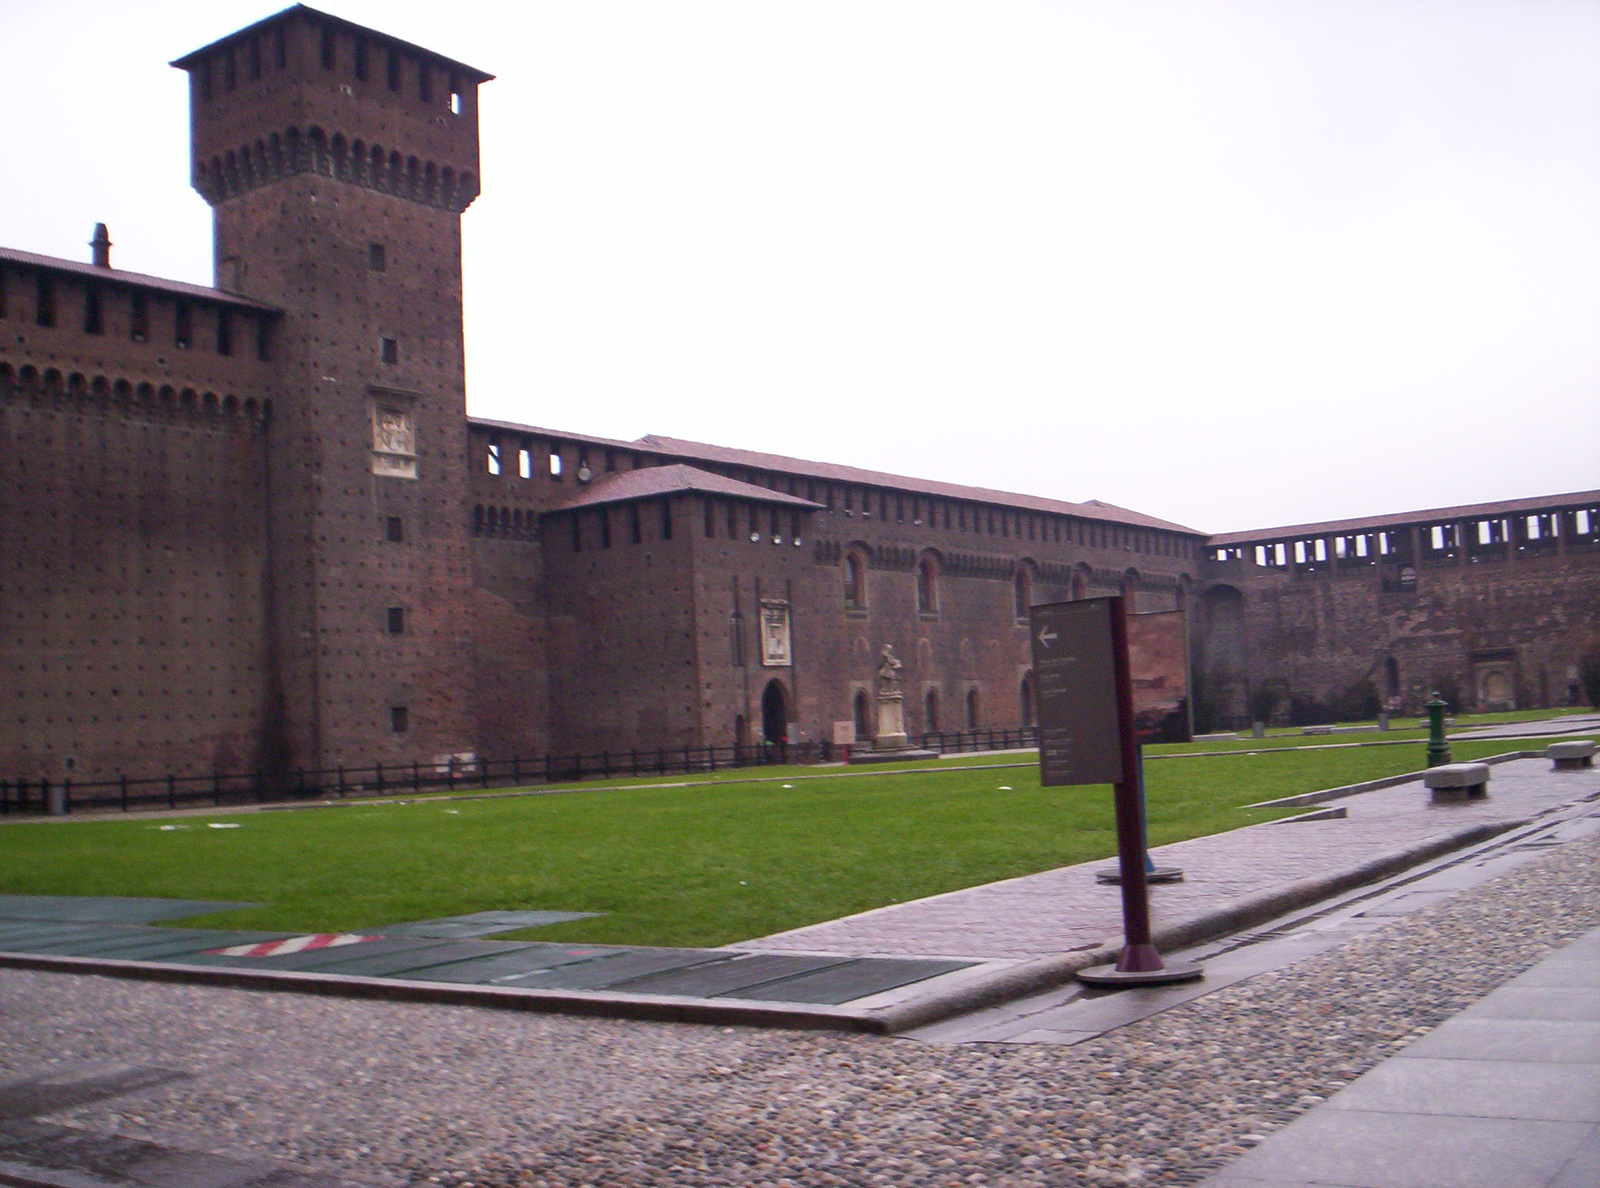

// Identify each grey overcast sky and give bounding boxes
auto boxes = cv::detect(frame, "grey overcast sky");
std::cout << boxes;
[3,0,1597,534]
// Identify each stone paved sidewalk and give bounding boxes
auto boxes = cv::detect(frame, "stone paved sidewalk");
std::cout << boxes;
[745,753,1599,959]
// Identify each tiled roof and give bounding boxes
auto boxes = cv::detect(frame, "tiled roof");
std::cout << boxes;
[548,464,824,512]
[0,247,279,311]
[466,416,1199,532]
[637,435,1203,534]
[172,4,494,82]
[1209,489,1600,545]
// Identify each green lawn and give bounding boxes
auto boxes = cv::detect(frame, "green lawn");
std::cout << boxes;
[0,736,1560,948]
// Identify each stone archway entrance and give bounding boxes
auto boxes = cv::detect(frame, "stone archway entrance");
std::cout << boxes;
[761,679,789,747]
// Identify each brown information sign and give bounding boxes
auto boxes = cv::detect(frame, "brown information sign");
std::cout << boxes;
[1030,597,1123,787]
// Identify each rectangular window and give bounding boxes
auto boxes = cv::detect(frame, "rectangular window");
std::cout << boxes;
[248,37,262,81]
[274,27,286,69]
[320,28,336,69]
[174,301,191,348]
[386,606,405,634]
[518,447,532,479]
[486,442,501,475]
[418,63,432,102]
[224,48,237,91]
[215,308,231,355]
[387,49,400,91]
[630,505,642,544]
[83,286,103,334]
[727,500,737,539]
[548,449,563,478]
[385,516,403,542]
[661,499,673,540]
[368,242,386,271]
[353,39,368,82]
[380,336,398,364]
[390,706,409,733]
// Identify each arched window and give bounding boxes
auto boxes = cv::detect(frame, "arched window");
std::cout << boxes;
[1013,567,1032,618]
[844,550,866,609]
[966,687,981,730]
[853,689,872,741]
[916,554,939,614]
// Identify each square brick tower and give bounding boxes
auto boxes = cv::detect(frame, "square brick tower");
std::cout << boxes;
[173,6,492,776]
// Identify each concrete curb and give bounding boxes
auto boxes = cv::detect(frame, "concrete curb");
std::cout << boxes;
[860,818,1526,1033]
[1244,750,1539,809]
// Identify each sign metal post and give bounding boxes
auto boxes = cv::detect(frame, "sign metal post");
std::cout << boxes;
[1030,596,1202,987]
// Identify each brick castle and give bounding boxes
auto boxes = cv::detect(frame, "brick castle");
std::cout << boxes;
[3,6,1596,784]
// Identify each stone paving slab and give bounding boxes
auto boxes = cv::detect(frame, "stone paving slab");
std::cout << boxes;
[746,756,1600,959]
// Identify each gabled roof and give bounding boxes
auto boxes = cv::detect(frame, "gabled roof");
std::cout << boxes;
[549,464,824,512]
[1209,489,1600,545]
[0,246,279,312]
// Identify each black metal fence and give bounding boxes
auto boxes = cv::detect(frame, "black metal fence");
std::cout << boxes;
[1,728,1040,817]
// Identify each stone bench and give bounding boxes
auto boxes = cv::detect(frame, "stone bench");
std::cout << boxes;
[1424,762,1491,803]
[1548,740,1596,771]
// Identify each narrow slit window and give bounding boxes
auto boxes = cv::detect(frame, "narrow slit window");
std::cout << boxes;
[174,301,192,348]
[35,275,55,327]
[129,292,149,341]
[83,286,103,335]
[215,308,231,355]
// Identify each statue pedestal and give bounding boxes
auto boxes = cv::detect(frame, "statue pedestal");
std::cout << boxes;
[848,690,937,764]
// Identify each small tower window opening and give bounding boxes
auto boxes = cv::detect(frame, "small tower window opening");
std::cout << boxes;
[83,286,103,335]
[390,706,409,733]
[129,292,149,342]
[630,505,642,544]
[704,499,716,538]
[486,442,501,475]
[34,275,55,327]
[274,27,286,69]
[916,555,939,614]
[450,88,462,115]
[353,39,368,82]
[368,242,386,271]
[173,301,192,348]
[548,449,563,478]
[386,607,405,635]
[215,309,231,356]
[387,49,401,91]
[320,27,336,70]
[224,48,237,91]
[198,59,213,101]
[247,37,261,81]
[380,336,398,364]
[661,499,673,540]
[844,552,865,608]
[418,63,432,102]
[254,315,270,361]
[385,516,403,543]
[518,447,532,479]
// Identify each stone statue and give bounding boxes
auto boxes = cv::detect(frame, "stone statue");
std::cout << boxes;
[877,644,903,694]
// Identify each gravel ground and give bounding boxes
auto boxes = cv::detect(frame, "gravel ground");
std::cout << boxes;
[1,831,1596,1188]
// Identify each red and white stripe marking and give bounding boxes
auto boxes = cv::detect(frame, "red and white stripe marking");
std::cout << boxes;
[206,933,379,958]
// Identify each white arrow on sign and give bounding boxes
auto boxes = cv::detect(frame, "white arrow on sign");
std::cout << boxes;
[1037,626,1058,648]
